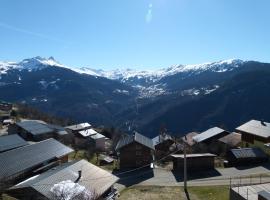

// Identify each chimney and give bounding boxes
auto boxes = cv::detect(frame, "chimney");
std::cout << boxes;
[74,170,82,183]
[261,120,266,126]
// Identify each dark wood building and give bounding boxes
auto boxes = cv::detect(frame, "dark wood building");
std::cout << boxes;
[171,153,216,171]
[192,127,230,153]
[236,120,270,151]
[116,131,155,169]
[226,148,268,167]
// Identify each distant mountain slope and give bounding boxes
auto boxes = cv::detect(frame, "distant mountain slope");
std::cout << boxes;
[1,57,270,137]
[0,57,137,125]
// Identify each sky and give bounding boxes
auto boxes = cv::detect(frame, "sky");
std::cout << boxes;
[0,0,270,70]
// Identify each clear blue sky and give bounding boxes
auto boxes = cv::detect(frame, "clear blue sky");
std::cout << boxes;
[0,0,269,69]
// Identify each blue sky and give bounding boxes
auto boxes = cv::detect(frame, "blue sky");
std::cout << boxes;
[0,0,269,70]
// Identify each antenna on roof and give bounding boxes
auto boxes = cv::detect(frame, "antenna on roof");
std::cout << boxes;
[74,170,82,183]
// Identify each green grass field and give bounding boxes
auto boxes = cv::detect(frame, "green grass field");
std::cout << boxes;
[119,185,229,200]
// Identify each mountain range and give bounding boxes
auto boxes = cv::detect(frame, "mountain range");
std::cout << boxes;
[1,56,270,137]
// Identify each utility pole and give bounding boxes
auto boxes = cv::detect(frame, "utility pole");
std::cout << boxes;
[184,135,187,192]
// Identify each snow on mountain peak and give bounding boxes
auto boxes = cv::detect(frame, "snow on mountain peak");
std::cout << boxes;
[75,59,246,82]
[0,56,64,74]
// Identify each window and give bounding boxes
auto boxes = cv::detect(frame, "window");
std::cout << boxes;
[136,151,142,156]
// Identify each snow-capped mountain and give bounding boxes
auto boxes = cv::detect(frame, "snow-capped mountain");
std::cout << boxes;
[0,56,270,137]
[0,56,65,74]
[76,59,246,83]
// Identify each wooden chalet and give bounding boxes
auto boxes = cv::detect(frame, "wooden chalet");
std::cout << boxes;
[0,138,73,192]
[171,153,216,172]
[236,120,270,154]
[116,131,155,169]
[7,160,119,200]
[192,127,230,153]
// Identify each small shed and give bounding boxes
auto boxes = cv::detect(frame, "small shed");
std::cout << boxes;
[0,134,28,153]
[171,153,216,171]
[227,148,268,166]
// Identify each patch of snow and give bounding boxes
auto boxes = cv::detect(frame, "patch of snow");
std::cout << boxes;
[50,180,94,200]
[113,89,130,95]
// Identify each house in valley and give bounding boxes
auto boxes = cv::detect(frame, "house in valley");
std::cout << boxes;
[0,138,73,192]
[6,159,119,200]
[193,127,230,153]
[116,131,155,168]
[236,119,270,154]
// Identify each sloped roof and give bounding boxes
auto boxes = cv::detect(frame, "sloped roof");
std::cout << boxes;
[16,120,54,135]
[116,131,154,150]
[78,128,98,137]
[193,127,228,143]
[0,138,73,180]
[65,123,91,131]
[9,160,119,199]
[171,153,216,158]
[218,132,241,147]
[236,119,270,139]
[230,148,267,159]
[0,134,28,153]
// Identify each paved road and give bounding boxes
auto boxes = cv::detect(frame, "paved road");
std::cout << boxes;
[115,162,270,191]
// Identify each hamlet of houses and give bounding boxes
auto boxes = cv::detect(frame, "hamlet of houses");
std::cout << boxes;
[1,102,270,199]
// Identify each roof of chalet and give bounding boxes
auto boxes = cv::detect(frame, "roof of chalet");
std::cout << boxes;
[116,131,154,150]
[229,148,268,159]
[16,120,54,136]
[9,159,119,199]
[78,128,98,137]
[90,133,106,140]
[193,127,228,143]
[152,134,173,146]
[0,134,28,153]
[171,153,216,159]
[236,119,270,139]
[0,138,73,180]
[218,132,241,147]
[65,123,91,131]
